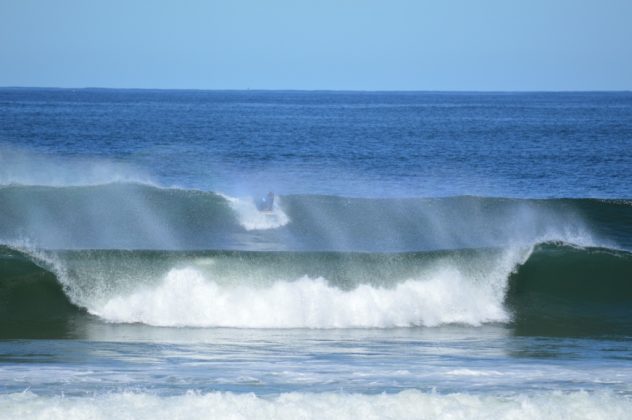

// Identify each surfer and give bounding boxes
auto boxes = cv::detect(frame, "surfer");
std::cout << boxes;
[257,191,275,212]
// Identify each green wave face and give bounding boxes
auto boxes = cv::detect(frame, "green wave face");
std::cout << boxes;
[0,246,87,338]
[508,244,632,336]
[1,243,631,338]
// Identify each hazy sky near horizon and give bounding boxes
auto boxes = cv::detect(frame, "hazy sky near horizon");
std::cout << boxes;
[1,0,631,90]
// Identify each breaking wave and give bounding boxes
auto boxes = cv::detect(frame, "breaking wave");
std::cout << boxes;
[1,175,630,336]
[2,243,631,336]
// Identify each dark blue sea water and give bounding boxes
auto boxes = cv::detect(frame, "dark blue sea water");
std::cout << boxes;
[1,89,631,418]
[2,89,631,197]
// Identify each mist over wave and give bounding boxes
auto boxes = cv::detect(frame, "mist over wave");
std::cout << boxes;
[0,146,153,187]
[1,182,625,251]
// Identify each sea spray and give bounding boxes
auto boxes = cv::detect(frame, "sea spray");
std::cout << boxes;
[1,184,620,251]
[0,146,154,187]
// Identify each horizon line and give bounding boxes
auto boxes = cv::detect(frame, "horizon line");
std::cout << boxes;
[1,86,630,94]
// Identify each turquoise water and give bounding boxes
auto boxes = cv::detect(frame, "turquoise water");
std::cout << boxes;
[0,89,631,418]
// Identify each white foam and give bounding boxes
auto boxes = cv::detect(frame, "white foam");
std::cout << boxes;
[90,248,527,328]
[220,193,290,230]
[1,390,630,420]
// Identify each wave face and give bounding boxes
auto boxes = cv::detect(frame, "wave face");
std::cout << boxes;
[0,246,85,337]
[2,243,631,337]
[1,183,630,251]
[507,244,632,336]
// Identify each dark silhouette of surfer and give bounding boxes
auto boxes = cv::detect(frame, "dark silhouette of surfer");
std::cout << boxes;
[257,192,275,212]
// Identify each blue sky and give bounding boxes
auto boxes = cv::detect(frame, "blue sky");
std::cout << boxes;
[1,0,630,90]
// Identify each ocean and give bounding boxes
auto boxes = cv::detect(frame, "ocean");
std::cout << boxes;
[0,88,631,419]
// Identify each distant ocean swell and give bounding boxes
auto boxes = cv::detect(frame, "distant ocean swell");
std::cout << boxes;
[1,243,631,336]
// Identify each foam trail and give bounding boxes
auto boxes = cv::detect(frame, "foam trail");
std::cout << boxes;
[220,193,290,231]
[91,248,529,328]
[1,390,630,420]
